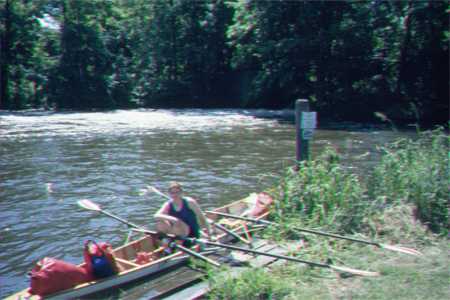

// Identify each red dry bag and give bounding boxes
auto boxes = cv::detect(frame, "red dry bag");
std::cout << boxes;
[28,257,92,296]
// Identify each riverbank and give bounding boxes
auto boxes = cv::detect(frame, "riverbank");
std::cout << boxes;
[207,128,449,299]
[207,212,448,299]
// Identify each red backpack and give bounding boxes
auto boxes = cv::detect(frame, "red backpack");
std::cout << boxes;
[83,240,119,279]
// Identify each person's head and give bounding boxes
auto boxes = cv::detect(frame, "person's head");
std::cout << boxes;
[168,181,182,196]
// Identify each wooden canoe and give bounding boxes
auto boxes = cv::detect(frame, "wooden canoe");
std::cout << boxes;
[6,192,273,300]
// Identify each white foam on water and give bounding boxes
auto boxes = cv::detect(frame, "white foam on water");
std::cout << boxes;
[0,109,292,139]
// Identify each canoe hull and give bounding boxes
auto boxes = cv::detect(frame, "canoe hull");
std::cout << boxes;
[46,255,187,300]
[6,192,273,300]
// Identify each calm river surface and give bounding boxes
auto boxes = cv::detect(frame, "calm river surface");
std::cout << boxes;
[0,109,412,298]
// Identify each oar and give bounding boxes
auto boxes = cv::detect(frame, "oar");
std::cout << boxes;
[207,211,422,256]
[78,199,142,228]
[147,185,251,245]
[78,199,221,267]
[166,240,221,267]
[189,238,379,277]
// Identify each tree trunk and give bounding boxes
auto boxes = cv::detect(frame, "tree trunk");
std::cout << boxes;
[170,2,177,81]
[427,1,449,122]
[395,1,413,102]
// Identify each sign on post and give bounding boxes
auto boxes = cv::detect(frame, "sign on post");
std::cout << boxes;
[295,99,317,164]
[301,112,316,140]
[301,112,317,129]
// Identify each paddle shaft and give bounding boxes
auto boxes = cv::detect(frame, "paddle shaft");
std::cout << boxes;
[100,210,142,229]
[196,239,329,269]
[171,243,221,267]
[206,210,273,225]
[207,211,381,247]
[191,238,379,276]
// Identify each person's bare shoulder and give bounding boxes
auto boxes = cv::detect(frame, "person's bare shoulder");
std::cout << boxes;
[184,196,197,203]
[184,196,201,209]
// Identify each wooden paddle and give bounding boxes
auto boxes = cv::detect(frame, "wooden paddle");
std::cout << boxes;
[147,185,252,245]
[206,210,422,256]
[187,238,379,277]
[77,199,221,267]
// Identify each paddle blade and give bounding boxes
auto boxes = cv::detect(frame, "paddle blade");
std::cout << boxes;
[330,265,380,277]
[380,244,423,256]
[78,199,101,211]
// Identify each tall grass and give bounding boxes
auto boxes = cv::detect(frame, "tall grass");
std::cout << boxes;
[274,148,369,234]
[368,128,448,234]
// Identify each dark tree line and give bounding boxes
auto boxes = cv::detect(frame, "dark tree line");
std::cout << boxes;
[0,0,448,124]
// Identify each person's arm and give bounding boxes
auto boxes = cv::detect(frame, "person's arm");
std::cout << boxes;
[154,202,179,223]
[186,197,212,237]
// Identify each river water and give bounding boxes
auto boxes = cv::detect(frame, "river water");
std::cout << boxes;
[0,109,411,298]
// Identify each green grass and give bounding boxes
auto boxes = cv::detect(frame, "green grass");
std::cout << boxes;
[337,240,450,300]
[207,128,449,299]
[207,267,298,299]
[208,208,449,299]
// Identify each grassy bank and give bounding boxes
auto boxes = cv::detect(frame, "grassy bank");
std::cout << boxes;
[207,128,449,299]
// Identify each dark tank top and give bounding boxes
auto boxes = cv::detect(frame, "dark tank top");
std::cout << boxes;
[168,197,200,238]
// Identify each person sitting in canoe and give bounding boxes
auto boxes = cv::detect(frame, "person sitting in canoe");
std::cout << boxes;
[154,181,212,245]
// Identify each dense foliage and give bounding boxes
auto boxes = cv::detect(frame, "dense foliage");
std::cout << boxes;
[1,0,448,123]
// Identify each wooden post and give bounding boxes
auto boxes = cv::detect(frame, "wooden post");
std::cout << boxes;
[295,99,310,163]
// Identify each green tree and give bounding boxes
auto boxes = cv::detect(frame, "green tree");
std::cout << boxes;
[97,0,135,108]
[227,1,369,111]
[227,0,448,122]
[133,0,232,107]
[1,0,446,124]
[369,1,448,123]
[47,0,113,110]
[0,0,42,109]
